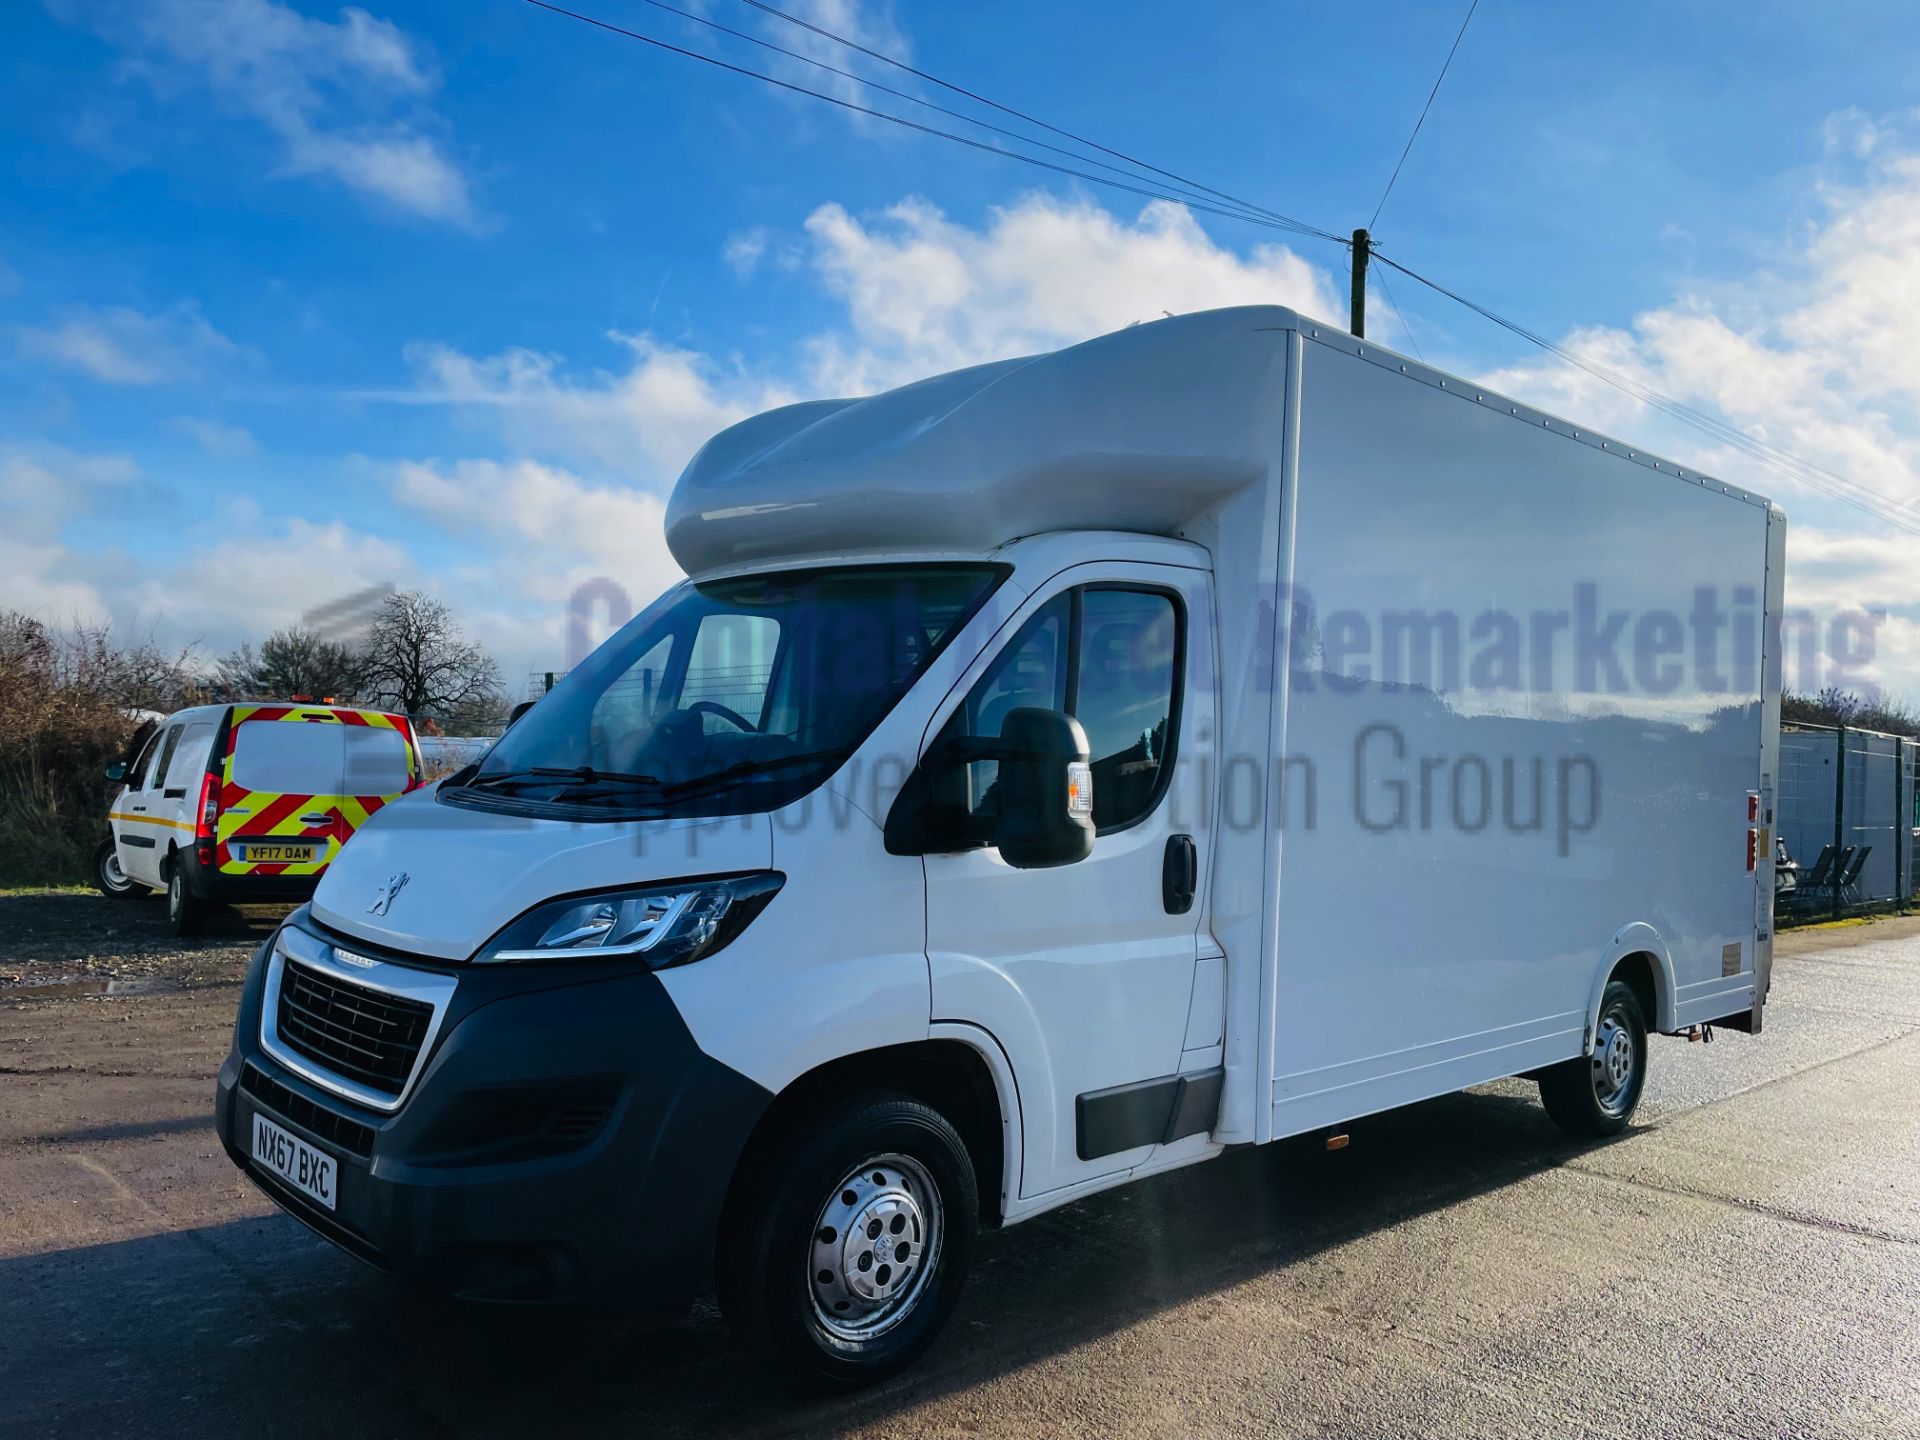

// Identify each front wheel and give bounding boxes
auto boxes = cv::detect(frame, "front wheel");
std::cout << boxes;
[717,1094,978,1389]
[94,838,148,899]
[1539,979,1648,1137]
[166,862,206,938]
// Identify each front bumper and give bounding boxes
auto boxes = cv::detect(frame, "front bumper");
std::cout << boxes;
[215,923,772,1307]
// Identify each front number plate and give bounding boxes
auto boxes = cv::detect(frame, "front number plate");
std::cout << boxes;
[251,1113,337,1211]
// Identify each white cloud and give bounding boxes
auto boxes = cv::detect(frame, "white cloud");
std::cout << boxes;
[800,194,1346,393]
[127,512,417,647]
[1477,146,1920,522]
[57,0,475,225]
[16,301,237,385]
[168,416,258,458]
[401,334,797,477]
[724,227,769,279]
[0,446,141,623]
[1786,526,1920,613]
[0,444,143,540]
[405,192,1344,484]
[753,0,914,114]
[389,457,676,605]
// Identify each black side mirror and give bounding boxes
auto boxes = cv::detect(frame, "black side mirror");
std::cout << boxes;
[506,700,536,729]
[993,708,1095,869]
[104,761,127,783]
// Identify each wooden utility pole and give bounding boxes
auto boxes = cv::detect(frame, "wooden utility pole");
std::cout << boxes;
[1350,228,1371,338]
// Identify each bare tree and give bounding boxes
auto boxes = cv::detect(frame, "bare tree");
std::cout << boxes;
[355,591,503,725]
[55,621,209,713]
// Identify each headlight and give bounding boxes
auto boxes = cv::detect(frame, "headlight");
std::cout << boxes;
[475,873,784,968]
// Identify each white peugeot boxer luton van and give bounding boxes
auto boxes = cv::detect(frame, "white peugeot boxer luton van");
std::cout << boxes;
[217,306,1783,1385]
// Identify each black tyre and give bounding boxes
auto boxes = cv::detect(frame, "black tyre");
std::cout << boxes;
[165,860,205,938]
[717,1093,978,1389]
[94,838,148,899]
[1539,979,1648,1137]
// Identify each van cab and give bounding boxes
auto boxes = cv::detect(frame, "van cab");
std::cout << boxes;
[215,308,1781,1387]
[101,702,424,935]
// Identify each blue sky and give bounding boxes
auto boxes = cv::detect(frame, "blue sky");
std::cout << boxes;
[4,0,1920,699]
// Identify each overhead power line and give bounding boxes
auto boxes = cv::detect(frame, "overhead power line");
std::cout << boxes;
[524,1,1342,243]
[734,0,1345,244]
[1372,250,1920,536]
[1371,0,1478,231]
[618,0,1323,232]
[534,0,1901,531]
[1370,264,1426,361]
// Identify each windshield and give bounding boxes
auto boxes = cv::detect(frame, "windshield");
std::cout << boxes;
[456,564,1006,818]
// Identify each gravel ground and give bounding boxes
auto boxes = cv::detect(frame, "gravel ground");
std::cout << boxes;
[2,895,1918,1439]
[0,890,275,992]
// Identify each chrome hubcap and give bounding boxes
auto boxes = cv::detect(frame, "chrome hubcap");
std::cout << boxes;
[809,1154,941,1342]
[1591,1009,1638,1116]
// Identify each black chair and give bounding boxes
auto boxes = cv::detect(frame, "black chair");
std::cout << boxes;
[1838,845,1873,906]
[1796,843,1838,901]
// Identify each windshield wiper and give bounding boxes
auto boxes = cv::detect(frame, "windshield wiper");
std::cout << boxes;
[662,748,854,798]
[462,765,662,793]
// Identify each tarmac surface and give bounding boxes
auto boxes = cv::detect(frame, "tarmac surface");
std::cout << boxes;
[2,892,1917,1439]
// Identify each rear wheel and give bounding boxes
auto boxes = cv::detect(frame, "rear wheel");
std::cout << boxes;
[717,1094,978,1389]
[94,838,147,899]
[1539,979,1648,1137]
[165,860,205,937]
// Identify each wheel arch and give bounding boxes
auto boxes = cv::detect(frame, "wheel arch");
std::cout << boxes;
[1586,922,1676,1051]
[720,1033,1015,1238]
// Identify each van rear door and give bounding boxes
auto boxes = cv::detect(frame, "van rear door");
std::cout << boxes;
[214,707,418,879]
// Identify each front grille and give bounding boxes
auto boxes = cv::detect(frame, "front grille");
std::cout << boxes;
[241,1062,376,1156]
[276,961,433,1099]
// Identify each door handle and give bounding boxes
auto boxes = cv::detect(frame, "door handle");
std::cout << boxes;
[131,805,148,813]
[1162,834,1197,914]
[299,812,331,826]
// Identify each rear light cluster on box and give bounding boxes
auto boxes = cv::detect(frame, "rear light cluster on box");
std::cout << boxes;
[1745,790,1760,873]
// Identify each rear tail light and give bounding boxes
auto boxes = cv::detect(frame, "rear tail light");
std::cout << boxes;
[196,772,220,866]
[1746,828,1758,873]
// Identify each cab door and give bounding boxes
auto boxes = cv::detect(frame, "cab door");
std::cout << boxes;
[922,562,1216,1200]
[112,725,170,888]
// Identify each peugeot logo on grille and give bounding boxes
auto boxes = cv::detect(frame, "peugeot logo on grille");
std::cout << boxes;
[367,872,410,916]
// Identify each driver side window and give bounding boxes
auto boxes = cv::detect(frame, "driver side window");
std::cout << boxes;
[125,730,163,791]
[932,584,1182,836]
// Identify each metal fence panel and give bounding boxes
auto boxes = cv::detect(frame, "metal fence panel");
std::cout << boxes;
[1896,737,1912,906]
[1778,729,1838,877]
[1844,730,1903,902]
[1777,725,1917,918]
